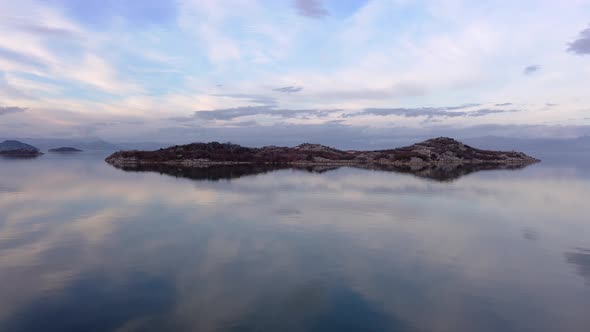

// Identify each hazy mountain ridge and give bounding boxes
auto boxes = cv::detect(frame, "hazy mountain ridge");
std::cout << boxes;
[0,138,119,152]
[3,136,589,158]
[463,136,590,153]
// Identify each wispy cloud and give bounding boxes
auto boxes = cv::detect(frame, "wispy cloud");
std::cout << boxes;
[273,86,303,93]
[293,0,329,18]
[444,104,481,110]
[231,120,259,127]
[193,105,334,121]
[0,106,26,116]
[567,24,590,55]
[57,0,178,27]
[13,23,78,38]
[343,106,517,119]
[0,1,588,141]
[212,93,278,106]
[470,109,519,117]
[0,47,47,70]
[312,83,428,101]
[523,65,540,75]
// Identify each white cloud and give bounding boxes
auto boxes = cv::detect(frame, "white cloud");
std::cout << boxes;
[0,0,589,140]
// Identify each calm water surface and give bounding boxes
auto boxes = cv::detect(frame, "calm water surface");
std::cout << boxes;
[0,153,589,332]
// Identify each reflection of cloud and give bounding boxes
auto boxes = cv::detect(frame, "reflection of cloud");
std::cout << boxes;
[0,183,20,193]
[1,156,590,331]
[225,286,413,331]
[565,248,590,285]
[1,273,175,332]
[275,207,302,216]
[522,227,538,241]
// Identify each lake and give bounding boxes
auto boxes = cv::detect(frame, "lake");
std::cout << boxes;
[0,152,589,332]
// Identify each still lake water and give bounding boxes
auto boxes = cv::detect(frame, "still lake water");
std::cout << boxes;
[0,152,589,332]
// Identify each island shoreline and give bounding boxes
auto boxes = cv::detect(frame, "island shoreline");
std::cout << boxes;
[105,137,540,169]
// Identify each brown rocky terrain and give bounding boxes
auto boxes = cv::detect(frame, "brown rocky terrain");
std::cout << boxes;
[105,137,539,168]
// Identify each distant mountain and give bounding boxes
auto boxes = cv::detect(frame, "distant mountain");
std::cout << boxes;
[0,138,172,152]
[0,140,43,157]
[463,136,590,153]
[0,138,120,152]
[0,140,39,152]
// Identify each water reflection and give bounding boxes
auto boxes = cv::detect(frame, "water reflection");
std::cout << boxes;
[113,163,290,181]
[110,162,533,182]
[0,155,589,331]
[565,248,590,286]
[0,154,42,160]
[522,227,538,241]
[2,273,176,332]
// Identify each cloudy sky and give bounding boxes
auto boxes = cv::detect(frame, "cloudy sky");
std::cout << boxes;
[0,0,589,145]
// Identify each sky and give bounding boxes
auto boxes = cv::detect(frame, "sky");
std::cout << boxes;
[0,0,590,146]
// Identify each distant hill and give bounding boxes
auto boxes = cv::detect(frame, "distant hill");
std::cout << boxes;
[0,138,119,152]
[0,140,39,152]
[49,147,83,152]
[0,138,171,152]
[0,140,43,157]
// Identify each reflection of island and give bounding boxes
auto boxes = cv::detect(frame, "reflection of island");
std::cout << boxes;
[362,162,532,181]
[111,163,347,181]
[113,163,289,181]
[110,161,535,182]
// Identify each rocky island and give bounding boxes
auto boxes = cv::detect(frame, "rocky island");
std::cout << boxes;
[105,137,539,168]
[49,147,83,152]
[0,140,43,158]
